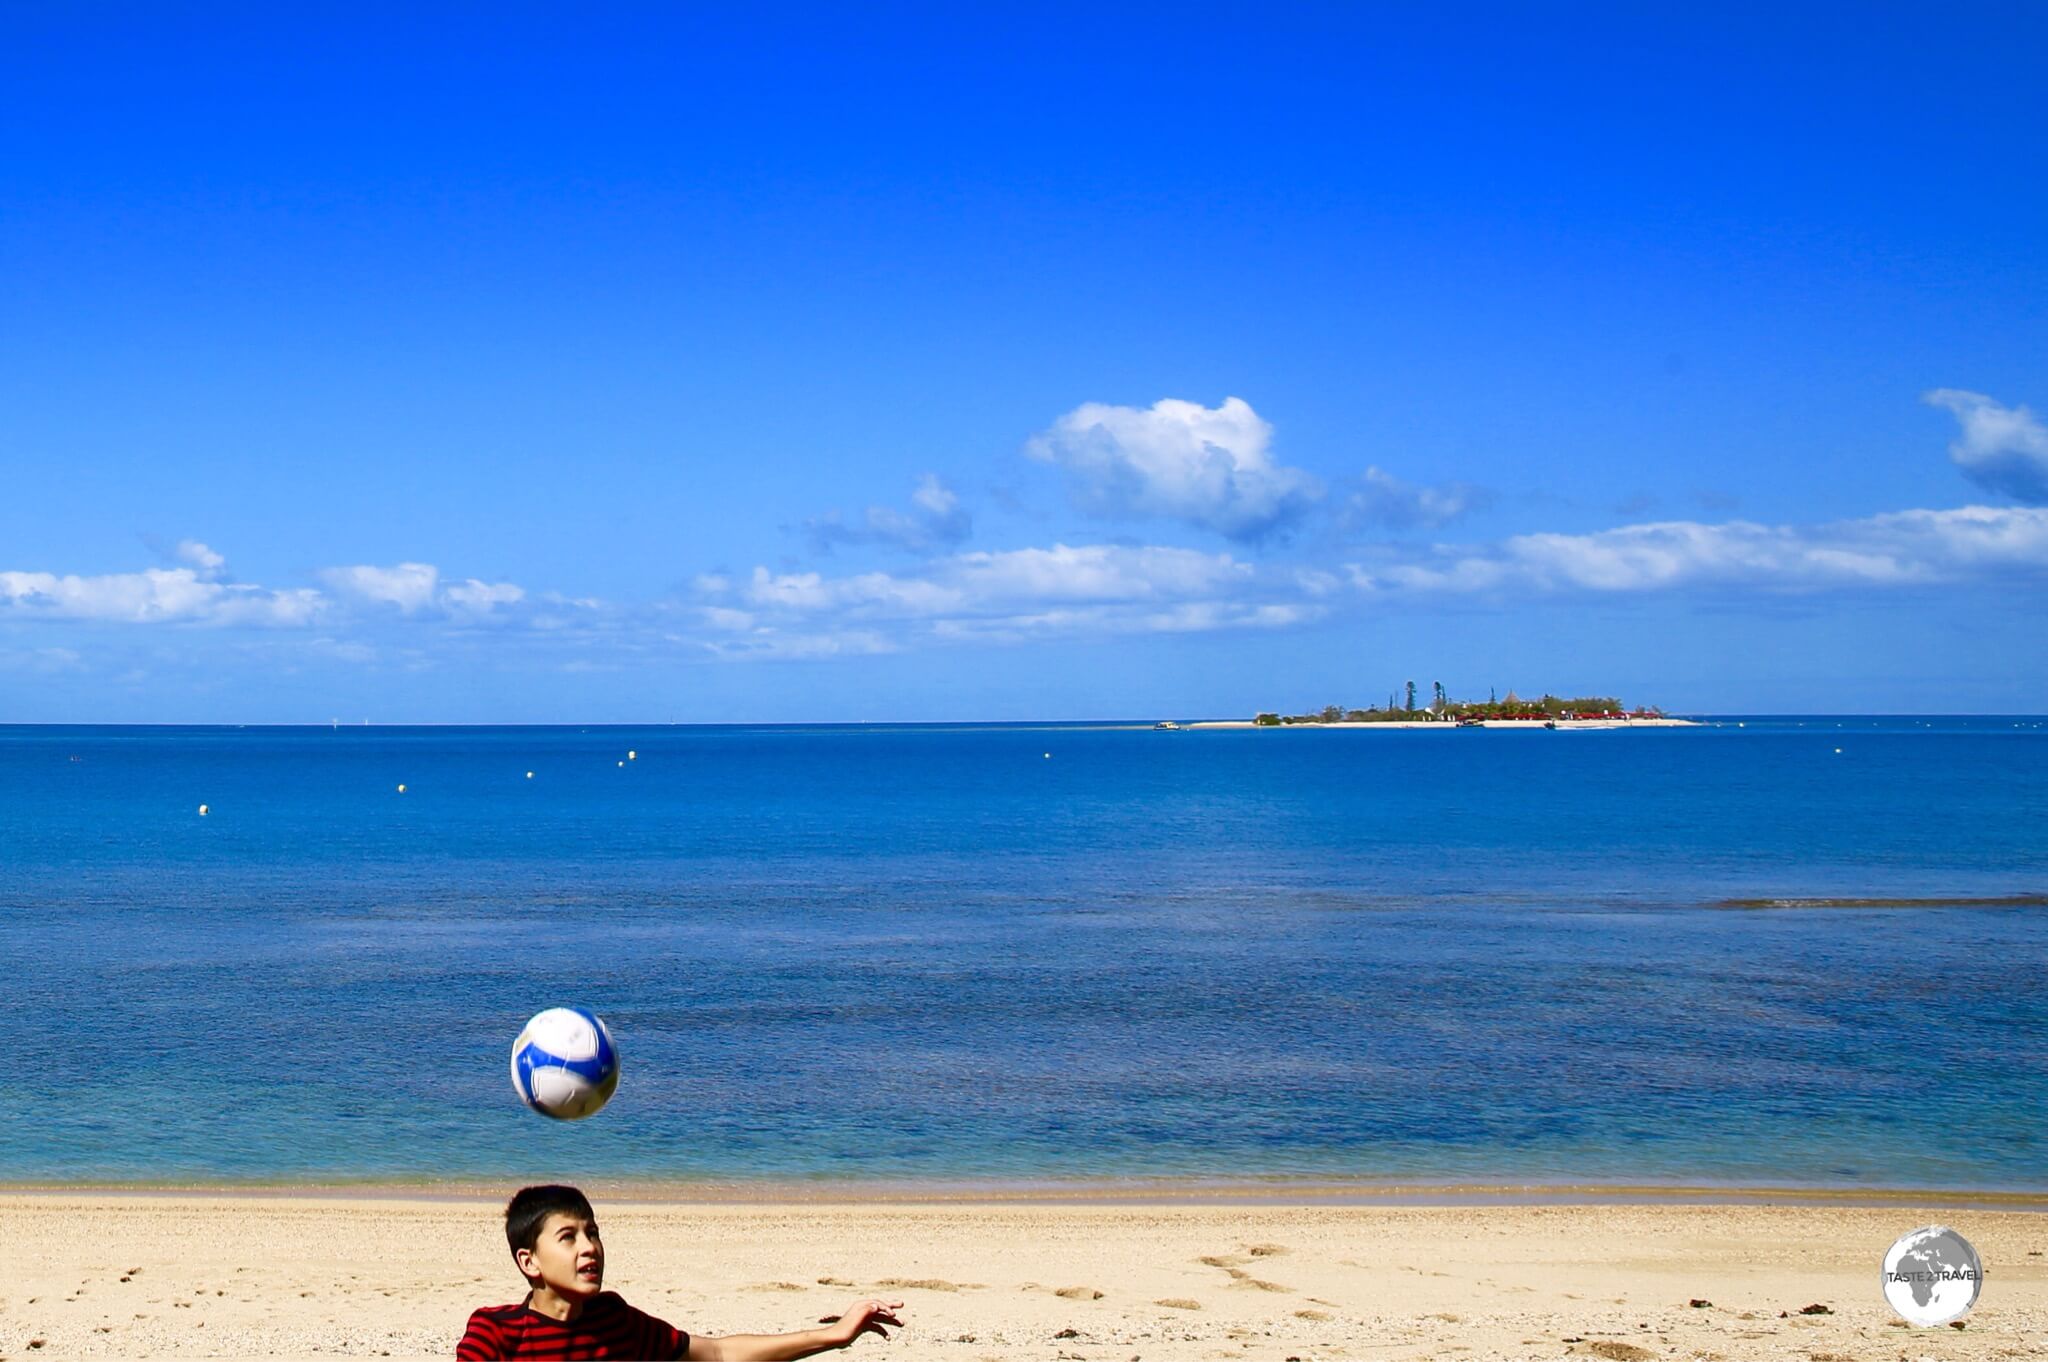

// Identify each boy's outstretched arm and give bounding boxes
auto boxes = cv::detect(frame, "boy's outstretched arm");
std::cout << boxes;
[685,1298,904,1361]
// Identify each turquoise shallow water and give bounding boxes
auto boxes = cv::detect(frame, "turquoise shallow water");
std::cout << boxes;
[1,718,2043,1187]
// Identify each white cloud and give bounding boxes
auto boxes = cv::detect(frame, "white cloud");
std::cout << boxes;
[947,543,1250,603]
[442,579,526,613]
[741,544,1253,625]
[725,542,1293,647]
[1344,467,1492,530]
[806,474,973,554]
[698,605,756,632]
[1294,568,1343,596]
[1348,505,2048,596]
[0,566,321,626]
[320,563,533,620]
[175,540,227,580]
[319,562,442,613]
[911,474,959,519]
[304,636,378,664]
[927,599,1322,644]
[744,566,964,615]
[1027,397,1322,541]
[1925,389,2048,504]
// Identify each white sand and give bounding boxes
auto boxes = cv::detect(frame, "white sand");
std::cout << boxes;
[2,1193,2041,1359]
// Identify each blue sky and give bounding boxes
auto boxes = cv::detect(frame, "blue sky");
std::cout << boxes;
[4,4,2046,721]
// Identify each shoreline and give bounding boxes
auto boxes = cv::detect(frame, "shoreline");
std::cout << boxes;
[5,1178,2044,1210]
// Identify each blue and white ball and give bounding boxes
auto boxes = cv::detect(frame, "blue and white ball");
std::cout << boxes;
[510,1007,620,1120]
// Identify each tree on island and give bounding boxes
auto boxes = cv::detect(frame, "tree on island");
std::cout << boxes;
[1253,684,1662,725]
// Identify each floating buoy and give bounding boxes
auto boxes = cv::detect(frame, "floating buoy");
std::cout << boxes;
[198,804,209,816]
[627,750,637,760]
[617,760,624,767]
[1834,748,1842,754]
[397,783,407,793]
[1043,752,1051,759]
[526,771,534,779]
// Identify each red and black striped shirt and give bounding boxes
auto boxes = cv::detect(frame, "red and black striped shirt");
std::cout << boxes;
[456,1291,690,1360]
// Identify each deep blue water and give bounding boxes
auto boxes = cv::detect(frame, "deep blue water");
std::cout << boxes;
[1,718,2043,1188]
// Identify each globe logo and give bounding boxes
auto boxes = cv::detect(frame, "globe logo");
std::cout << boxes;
[1881,1225,1984,1326]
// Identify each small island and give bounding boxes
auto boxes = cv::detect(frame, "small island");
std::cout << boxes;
[1184,683,1696,729]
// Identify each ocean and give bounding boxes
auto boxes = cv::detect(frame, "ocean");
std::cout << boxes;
[1,718,2042,1189]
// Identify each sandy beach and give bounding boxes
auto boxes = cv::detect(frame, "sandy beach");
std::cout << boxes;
[2,1192,2041,1360]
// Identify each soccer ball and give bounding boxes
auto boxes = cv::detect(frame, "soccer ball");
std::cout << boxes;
[509,1007,620,1120]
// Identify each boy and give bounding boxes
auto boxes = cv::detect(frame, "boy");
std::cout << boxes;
[458,1185,905,1360]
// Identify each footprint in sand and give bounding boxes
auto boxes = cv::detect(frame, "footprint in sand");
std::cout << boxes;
[747,1282,807,1292]
[1196,1256,1291,1293]
[1155,1298,1203,1311]
[816,1278,856,1287]
[876,1278,980,1292]
[1054,1286,1103,1300]
[1246,1243,1289,1257]
[1579,1343,1657,1362]
[1227,1274,1291,1292]
[1293,1309,1331,1321]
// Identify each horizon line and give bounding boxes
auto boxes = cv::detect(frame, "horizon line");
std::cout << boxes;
[2,712,2045,729]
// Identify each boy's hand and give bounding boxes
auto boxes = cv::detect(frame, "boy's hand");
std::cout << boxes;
[820,1299,903,1347]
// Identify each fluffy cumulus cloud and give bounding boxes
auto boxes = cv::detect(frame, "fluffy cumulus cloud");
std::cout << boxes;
[1344,467,1492,530]
[318,563,530,619]
[0,563,321,626]
[0,548,553,635]
[1347,505,2048,596]
[1027,397,1322,542]
[175,540,227,579]
[1925,389,2048,504]
[318,562,441,612]
[442,579,527,613]
[805,475,973,554]
[14,385,2048,673]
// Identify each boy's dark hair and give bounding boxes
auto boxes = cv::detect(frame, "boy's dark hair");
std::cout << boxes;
[505,1184,596,1257]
